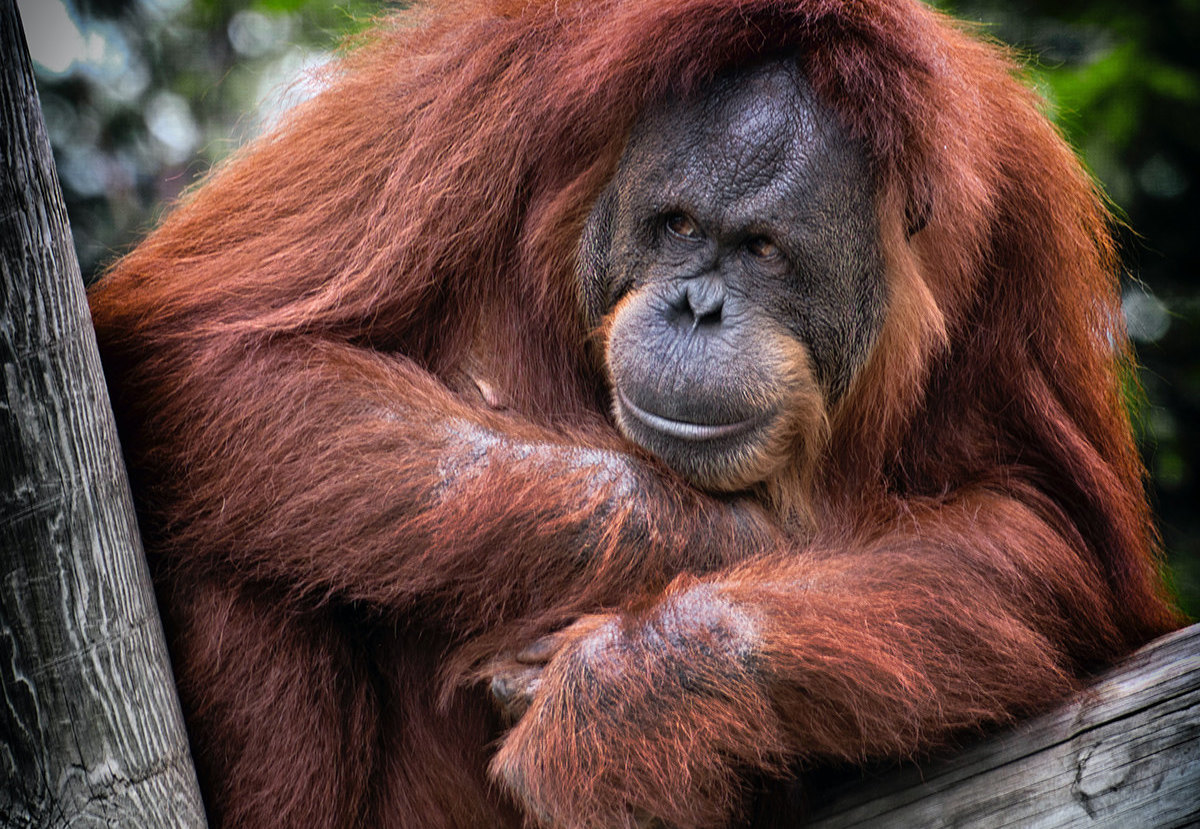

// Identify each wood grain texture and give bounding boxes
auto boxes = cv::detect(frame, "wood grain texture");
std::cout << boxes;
[806,624,1200,828]
[0,1,207,825]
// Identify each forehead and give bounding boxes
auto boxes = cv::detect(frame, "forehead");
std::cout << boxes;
[620,61,863,222]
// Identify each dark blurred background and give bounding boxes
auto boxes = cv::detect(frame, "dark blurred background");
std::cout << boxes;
[15,0,1200,617]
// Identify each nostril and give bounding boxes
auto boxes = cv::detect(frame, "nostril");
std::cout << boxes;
[692,303,722,330]
[669,292,692,317]
[686,278,724,330]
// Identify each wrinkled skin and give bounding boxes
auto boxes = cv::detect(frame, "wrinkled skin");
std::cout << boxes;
[582,61,885,492]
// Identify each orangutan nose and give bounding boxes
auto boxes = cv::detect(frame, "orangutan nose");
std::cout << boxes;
[666,275,725,333]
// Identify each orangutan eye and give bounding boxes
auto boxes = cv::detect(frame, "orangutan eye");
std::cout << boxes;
[665,213,701,240]
[745,236,780,259]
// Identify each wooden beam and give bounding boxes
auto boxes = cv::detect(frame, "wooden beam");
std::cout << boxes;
[0,1,207,824]
[806,624,1200,828]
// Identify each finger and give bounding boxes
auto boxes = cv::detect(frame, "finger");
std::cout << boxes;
[490,665,541,721]
[515,632,564,664]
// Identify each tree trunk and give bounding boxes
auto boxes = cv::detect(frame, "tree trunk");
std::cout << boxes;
[0,1,208,825]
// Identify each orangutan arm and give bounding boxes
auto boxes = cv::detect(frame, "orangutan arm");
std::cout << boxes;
[128,334,767,635]
[490,485,1124,829]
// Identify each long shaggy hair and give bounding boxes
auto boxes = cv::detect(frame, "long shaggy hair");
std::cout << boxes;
[89,0,1179,826]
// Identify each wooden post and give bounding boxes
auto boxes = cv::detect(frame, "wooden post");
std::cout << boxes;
[806,624,1200,828]
[0,1,208,824]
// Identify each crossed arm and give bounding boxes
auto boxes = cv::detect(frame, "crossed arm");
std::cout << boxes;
[487,487,1124,828]
[136,334,1122,828]
[140,334,768,634]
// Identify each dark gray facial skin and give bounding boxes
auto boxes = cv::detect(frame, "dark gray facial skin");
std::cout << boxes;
[579,60,886,491]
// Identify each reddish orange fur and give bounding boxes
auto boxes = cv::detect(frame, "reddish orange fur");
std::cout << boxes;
[88,0,1180,827]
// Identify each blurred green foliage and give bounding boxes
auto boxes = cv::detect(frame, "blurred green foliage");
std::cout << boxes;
[19,0,1200,616]
[937,1,1200,616]
[18,0,383,273]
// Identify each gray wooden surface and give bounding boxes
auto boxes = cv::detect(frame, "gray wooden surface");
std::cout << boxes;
[806,623,1200,828]
[0,1,208,825]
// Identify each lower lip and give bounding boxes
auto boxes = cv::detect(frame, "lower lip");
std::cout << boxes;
[618,391,759,442]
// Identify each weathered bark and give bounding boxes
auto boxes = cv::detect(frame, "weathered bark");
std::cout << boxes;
[807,624,1200,828]
[0,1,207,825]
